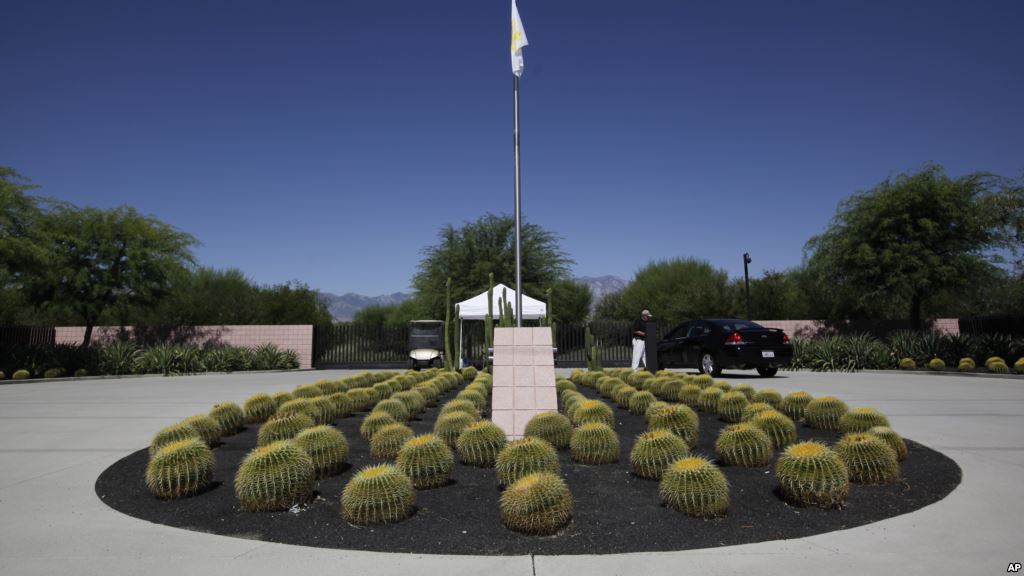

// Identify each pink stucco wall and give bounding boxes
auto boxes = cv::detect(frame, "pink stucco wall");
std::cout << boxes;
[54,325,313,369]
[754,318,960,338]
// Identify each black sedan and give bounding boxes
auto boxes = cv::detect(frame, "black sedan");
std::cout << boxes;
[656,319,793,377]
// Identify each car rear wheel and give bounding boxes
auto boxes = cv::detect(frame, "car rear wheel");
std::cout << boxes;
[699,352,722,377]
[756,366,778,377]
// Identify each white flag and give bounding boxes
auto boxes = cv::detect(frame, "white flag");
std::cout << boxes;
[511,0,528,77]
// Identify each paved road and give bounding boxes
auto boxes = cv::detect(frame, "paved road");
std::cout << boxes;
[0,369,1021,576]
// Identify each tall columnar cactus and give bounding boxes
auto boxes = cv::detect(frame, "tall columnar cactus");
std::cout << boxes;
[838,407,891,433]
[341,463,416,525]
[453,304,462,370]
[834,432,900,484]
[659,456,730,518]
[585,326,596,372]
[717,391,750,423]
[524,412,574,449]
[149,422,200,456]
[628,390,658,416]
[696,387,724,413]
[804,396,849,431]
[359,411,398,441]
[752,388,782,409]
[780,391,813,421]
[648,404,700,447]
[258,412,315,447]
[457,420,508,467]
[235,440,316,512]
[396,433,454,488]
[715,423,774,467]
[495,437,561,486]
[210,402,244,436]
[145,438,214,499]
[294,425,349,477]
[775,441,849,508]
[500,472,573,535]
[868,426,908,461]
[434,411,478,448]
[631,430,688,480]
[750,409,797,449]
[485,273,495,359]
[570,422,620,464]
[181,414,221,445]
[369,423,415,460]
[445,277,453,372]
[571,399,615,428]
[243,393,277,423]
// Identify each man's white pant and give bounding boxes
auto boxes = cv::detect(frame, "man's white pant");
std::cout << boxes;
[631,337,646,370]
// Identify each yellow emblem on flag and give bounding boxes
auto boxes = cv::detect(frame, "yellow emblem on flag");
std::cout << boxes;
[511,0,528,77]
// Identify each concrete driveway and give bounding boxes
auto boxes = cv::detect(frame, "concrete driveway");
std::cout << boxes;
[0,369,1020,576]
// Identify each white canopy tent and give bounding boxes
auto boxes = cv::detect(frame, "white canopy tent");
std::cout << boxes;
[455,283,547,366]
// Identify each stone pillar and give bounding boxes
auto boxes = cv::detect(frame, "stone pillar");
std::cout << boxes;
[490,327,558,440]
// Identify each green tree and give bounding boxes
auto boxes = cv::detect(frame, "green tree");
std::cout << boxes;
[0,167,44,293]
[609,258,733,328]
[23,205,197,346]
[805,165,1008,328]
[411,213,574,319]
[735,269,810,320]
[549,278,592,323]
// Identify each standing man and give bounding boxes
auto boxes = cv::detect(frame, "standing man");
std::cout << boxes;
[631,309,651,371]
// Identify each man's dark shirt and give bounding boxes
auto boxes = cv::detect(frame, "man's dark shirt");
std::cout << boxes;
[633,319,646,340]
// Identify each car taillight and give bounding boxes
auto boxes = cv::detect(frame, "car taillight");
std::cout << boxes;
[725,332,744,345]
[783,333,790,344]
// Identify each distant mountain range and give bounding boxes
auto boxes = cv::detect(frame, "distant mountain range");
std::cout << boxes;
[320,275,628,321]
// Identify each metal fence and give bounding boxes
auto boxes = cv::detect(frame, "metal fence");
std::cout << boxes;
[313,320,666,368]
[0,326,56,349]
[959,317,1024,337]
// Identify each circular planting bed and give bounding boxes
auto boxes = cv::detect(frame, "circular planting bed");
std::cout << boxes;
[96,369,961,555]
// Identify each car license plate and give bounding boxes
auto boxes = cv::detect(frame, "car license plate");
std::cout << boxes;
[762,350,775,358]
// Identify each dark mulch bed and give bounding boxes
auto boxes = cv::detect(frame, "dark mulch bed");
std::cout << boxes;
[96,382,961,555]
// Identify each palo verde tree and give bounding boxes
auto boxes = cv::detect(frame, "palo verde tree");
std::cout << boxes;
[804,164,1015,329]
[23,204,197,346]
[411,213,574,319]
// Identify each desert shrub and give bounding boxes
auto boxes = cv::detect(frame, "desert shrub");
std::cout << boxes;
[838,407,890,433]
[804,396,849,430]
[456,420,508,467]
[715,423,773,467]
[258,412,314,446]
[717,391,749,423]
[570,422,620,465]
[524,412,573,449]
[396,434,454,488]
[243,393,277,423]
[341,463,415,525]
[867,426,908,461]
[647,404,699,447]
[630,430,688,479]
[235,440,315,512]
[495,437,560,486]
[294,425,349,477]
[834,432,900,484]
[780,391,813,421]
[369,423,415,460]
[209,402,244,436]
[775,441,848,508]
[145,438,214,499]
[500,472,573,535]
[659,456,729,518]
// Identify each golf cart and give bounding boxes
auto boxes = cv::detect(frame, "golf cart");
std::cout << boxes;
[408,320,444,370]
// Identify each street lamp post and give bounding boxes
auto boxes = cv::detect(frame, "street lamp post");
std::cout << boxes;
[743,253,752,320]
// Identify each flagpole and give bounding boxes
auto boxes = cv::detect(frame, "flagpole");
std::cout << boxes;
[513,73,523,328]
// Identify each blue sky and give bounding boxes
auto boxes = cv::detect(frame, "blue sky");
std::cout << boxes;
[3,0,1022,296]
